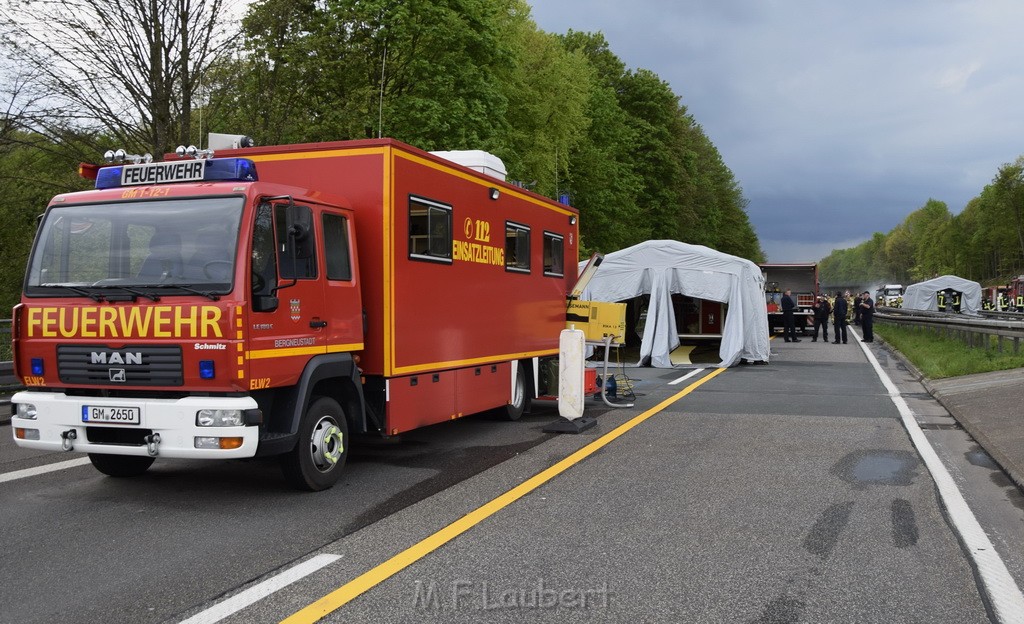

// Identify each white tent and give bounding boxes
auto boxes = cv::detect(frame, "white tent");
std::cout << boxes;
[579,240,770,367]
[902,275,983,315]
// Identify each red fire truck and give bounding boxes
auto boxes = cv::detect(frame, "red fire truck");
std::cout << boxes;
[1008,276,1024,311]
[9,138,579,490]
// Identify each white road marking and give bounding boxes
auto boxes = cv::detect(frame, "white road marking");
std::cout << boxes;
[0,457,92,484]
[668,368,705,385]
[178,554,342,624]
[859,339,1024,624]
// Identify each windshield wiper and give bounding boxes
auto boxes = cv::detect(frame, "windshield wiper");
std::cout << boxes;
[40,284,105,302]
[88,284,160,302]
[161,283,220,301]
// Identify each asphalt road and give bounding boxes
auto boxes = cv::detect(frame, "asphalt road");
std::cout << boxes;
[0,403,565,624]
[2,336,1024,623]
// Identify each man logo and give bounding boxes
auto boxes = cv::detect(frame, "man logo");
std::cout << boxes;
[91,351,143,365]
[109,369,127,383]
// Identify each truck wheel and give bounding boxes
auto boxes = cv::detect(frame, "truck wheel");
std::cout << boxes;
[88,453,154,478]
[500,362,529,421]
[281,396,349,491]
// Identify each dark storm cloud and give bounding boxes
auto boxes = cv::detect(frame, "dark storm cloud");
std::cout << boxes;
[528,0,1024,261]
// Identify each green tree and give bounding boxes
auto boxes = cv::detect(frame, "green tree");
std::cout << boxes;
[496,17,592,198]
[0,0,233,156]
[209,0,527,151]
[556,31,644,253]
[0,133,93,312]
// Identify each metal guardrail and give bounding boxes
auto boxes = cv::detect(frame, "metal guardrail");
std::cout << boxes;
[1,318,19,395]
[876,307,1024,354]
[1,318,10,362]
[980,309,1024,321]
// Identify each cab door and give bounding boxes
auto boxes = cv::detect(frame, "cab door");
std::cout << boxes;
[247,200,327,390]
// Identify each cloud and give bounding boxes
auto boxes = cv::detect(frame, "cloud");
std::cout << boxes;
[937,62,982,93]
[528,0,1024,262]
[761,236,870,265]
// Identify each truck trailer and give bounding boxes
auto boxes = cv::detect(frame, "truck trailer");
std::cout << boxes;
[9,138,580,490]
[760,263,818,335]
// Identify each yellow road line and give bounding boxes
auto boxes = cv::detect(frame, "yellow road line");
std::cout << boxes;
[281,366,728,623]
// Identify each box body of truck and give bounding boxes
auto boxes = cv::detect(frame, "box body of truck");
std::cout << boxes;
[760,263,818,334]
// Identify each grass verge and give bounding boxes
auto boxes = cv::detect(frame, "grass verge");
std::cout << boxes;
[875,321,1024,379]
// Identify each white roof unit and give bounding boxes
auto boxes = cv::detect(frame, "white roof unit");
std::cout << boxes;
[430,150,507,181]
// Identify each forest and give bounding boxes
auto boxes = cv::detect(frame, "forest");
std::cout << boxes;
[0,0,763,313]
[819,157,1024,289]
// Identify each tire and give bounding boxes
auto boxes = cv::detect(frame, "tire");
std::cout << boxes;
[500,362,529,421]
[88,453,155,478]
[280,396,349,491]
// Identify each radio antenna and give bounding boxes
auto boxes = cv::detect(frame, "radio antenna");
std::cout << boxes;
[378,44,387,138]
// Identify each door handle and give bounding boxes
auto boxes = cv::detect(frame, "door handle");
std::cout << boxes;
[310,320,327,328]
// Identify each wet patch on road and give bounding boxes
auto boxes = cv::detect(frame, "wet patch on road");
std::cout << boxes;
[832,450,919,488]
[751,593,805,624]
[966,447,999,470]
[803,501,854,560]
[342,435,553,535]
[891,498,919,548]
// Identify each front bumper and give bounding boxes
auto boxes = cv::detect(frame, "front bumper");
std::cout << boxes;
[9,391,260,459]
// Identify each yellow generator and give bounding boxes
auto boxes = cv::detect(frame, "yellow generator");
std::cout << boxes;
[566,299,627,343]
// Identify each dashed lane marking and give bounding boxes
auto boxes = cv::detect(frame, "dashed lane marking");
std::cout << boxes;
[0,457,92,484]
[669,368,705,385]
[179,555,342,624]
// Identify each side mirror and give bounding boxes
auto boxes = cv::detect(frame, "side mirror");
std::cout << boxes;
[285,203,313,259]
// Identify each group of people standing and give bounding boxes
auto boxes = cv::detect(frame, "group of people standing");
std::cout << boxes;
[779,289,875,344]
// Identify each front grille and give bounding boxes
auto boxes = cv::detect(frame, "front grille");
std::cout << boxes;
[58,345,183,386]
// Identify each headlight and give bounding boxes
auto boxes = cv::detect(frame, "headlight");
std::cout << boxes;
[196,409,244,427]
[16,403,38,420]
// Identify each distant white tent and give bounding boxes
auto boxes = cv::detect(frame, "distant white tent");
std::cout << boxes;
[578,240,770,367]
[902,275,983,316]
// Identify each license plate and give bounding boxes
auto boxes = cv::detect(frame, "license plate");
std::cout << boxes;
[82,405,141,425]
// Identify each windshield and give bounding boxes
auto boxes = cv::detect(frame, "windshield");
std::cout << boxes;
[25,197,244,297]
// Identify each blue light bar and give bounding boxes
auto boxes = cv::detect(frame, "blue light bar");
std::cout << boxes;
[31,357,44,375]
[205,158,259,183]
[95,166,124,189]
[95,158,258,190]
[199,360,216,380]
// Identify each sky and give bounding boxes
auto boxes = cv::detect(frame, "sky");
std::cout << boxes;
[527,0,1024,262]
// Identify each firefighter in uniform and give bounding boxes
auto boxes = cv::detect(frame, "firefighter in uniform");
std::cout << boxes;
[860,291,875,342]
[937,289,947,312]
[832,291,848,344]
